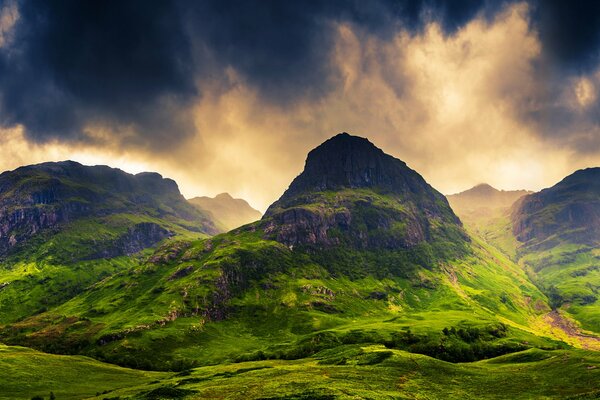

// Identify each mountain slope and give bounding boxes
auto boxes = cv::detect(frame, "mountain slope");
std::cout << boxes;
[447,184,531,258]
[0,133,558,372]
[0,160,217,260]
[510,168,600,332]
[189,192,262,231]
[0,161,217,324]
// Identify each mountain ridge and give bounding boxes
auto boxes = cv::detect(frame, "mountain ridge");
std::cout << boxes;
[0,160,218,260]
[189,192,262,232]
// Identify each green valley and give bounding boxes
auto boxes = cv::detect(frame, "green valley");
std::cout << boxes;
[1,134,599,399]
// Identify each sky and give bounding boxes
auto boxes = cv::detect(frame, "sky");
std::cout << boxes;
[0,0,600,211]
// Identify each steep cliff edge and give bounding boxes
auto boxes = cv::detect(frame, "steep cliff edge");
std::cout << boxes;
[262,133,467,252]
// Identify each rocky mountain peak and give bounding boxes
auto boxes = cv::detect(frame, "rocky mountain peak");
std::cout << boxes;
[270,133,441,210]
[261,133,467,252]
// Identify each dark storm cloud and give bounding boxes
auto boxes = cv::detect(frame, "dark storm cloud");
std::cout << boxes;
[0,0,198,148]
[532,0,600,73]
[0,0,505,149]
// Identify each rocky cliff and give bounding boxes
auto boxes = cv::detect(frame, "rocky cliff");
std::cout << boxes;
[261,133,467,251]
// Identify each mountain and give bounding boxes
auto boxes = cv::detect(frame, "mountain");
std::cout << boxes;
[263,132,468,253]
[0,160,217,260]
[512,168,600,248]
[189,192,262,231]
[447,184,532,258]
[0,161,219,327]
[510,168,600,332]
[0,133,556,377]
[448,183,531,223]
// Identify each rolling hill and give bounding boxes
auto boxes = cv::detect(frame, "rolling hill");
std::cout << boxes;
[1,134,600,399]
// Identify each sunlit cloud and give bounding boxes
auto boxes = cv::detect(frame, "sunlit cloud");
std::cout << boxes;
[0,0,18,48]
[1,2,599,211]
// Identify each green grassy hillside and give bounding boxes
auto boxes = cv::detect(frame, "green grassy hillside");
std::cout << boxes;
[0,344,166,400]
[0,135,563,372]
[1,225,558,370]
[508,168,600,334]
[4,343,600,400]
[1,136,599,399]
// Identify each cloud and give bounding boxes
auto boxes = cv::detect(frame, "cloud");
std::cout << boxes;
[140,2,591,209]
[0,1,599,211]
[532,0,600,72]
[0,0,508,150]
[0,0,18,47]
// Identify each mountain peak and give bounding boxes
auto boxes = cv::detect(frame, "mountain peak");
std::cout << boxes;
[262,133,466,251]
[215,192,234,200]
[273,133,434,206]
[470,183,497,193]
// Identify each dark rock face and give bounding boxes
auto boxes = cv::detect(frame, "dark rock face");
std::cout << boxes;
[511,168,600,247]
[266,133,450,206]
[262,133,466,250]
[86,223,172,260]
[0,161,218,259]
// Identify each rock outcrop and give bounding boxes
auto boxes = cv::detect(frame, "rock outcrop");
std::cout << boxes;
[261,133,467,250]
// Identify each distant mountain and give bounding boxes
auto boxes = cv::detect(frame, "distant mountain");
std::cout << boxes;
[447,184,531,258]
[0,161,217,261]
[189,193,261,232]
[448,184,531,219]
[512,168,600,248]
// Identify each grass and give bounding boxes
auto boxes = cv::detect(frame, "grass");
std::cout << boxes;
[4,344,596,400]
[0,227,566,371]
[0,344,167,400]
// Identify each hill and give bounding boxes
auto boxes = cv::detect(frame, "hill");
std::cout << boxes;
[189,192,262,232]
[510,168,600,332]
[0,133,558,374]
[4,343,600,399]
[0,161,217,326]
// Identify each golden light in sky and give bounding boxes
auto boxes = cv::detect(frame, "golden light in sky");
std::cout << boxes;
[0,2,598,211]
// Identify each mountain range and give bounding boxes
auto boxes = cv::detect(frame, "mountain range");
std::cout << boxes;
[189,192,262,232]
[2,133,600,399]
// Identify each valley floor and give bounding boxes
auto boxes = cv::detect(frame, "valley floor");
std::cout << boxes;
[3,343,600,400]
